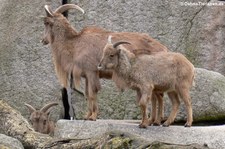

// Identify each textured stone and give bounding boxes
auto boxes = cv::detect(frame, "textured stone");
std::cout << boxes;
[0,134,24,149]
[164,68,225,123]
[54,119,224,149]
[0,0,62,121]
[50,130,209,148]
[0,0,225,124]
[74,68,225,124]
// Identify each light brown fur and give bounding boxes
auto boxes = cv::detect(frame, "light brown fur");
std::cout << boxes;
[25,102,58,134]
[98,40,195,128]
[42,4,168,121]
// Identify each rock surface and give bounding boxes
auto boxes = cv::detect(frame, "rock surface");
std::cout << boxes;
[0,0,62,121]
[0,100,209,149]
[0,0,225,124]
[0,134,24,149]
[55,119,224,149]
[164,68,225,123]
[70,0,225,74]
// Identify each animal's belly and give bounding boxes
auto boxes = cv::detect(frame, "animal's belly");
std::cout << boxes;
[99,70,113,79]
[154,84,174,92]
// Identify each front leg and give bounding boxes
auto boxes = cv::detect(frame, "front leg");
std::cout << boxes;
[84,72,101,121]
[138,93,150,128]
[148,93,157,126]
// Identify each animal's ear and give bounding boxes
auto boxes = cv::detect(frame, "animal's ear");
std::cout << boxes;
[116,48,122,55]
[24,103,36,114]
[46,110,51,116]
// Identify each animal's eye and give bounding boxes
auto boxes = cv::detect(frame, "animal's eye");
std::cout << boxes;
[110,54,114,58]
[44,20,53,26]
[44,22,49,26]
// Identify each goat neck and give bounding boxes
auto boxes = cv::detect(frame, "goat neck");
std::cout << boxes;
[115,48,135,79]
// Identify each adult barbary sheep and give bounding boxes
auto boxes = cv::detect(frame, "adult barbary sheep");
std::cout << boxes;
[25,102,58,134]
[98,36,195,128]
[42,4,168,121]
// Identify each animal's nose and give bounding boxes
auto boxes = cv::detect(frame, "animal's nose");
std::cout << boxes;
[41,39,49,45]
[97,63,102,70]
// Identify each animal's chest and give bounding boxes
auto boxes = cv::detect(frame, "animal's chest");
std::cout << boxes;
[124,74,142,90]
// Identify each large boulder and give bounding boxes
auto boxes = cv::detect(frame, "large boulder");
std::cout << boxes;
[96,68,225,125]
[74,68,225,124]
[0,100,210,149]
[71,0,225,74]
[0,0,63,120]
[0,134,24,149]
[54,119,224,149]
[0,0,225,124]
[164,68,225,123]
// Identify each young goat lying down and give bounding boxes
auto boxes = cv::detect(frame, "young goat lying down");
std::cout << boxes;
[98,36,195,128]
[25,102,58,134]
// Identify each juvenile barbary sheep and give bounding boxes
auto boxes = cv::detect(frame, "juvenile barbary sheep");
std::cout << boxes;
[98,36,195,128]
[42,4,168,121]
[25,102,58,134]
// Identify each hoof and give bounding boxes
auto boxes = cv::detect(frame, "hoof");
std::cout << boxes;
[84,113,92,120]
[153,122,161,126]
[139,124,147,129]
[184,123,192,127]
[88,115,97,121]
[162,123,170,127]
[88,117,96,121]
[148,120,154,126]
[84,117,96,121]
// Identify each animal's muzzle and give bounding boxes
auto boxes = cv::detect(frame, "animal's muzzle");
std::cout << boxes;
[41,38,49,45]
[97,63,103,70]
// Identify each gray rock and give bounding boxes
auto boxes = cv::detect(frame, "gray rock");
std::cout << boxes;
[0,0,62,121]
[75,68,225,124]
[0,0,225,124]
[191,68,225,122]
[55,119,225,149]
[70,0,225,74]
[164,68,225,123]
[0,134,24,149]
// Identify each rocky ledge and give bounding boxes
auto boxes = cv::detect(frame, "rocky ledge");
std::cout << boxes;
[55,119,225,149]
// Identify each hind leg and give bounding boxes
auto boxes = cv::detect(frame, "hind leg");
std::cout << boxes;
[84,78,92,120]
[61,73,75,120]
[163,91,180,127]
[153,92,164,126]
[179,89,193,127]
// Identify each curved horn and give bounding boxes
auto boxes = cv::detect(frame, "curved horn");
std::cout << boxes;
[40,102,59,113]
[108,35,112,44]
[54,4,84,14]
[44,5,54,17]
[113,41,131,49]
[25,103,36,113]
